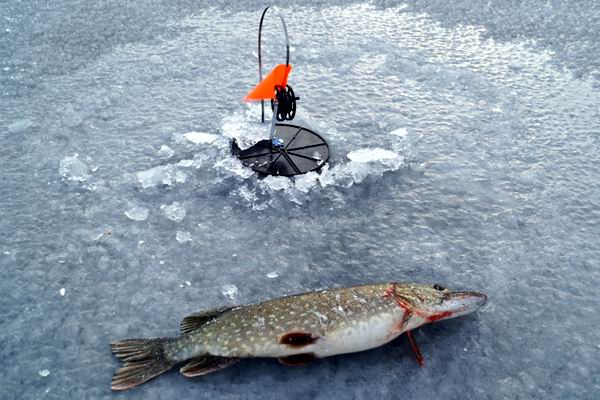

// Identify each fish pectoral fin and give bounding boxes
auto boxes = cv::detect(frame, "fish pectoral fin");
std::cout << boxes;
[278,353,318,366]
[180,306,234,335]
[406,331,425,367]
[179,355,240,377]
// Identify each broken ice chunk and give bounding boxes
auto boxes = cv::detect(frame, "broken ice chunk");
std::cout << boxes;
[221,284,239,300]
[313,151,323,166]
[136,165,187,189]
[266,272,279,278]
[38,369,50,377]
[184,131,218,144]
[161,202,186,222]
[176,231,192,243]
[214,157,254,179]
[294,171,318,193]
[59,154,89,182]
[347,148,399,162]
[59,288,65,296]
[125,205,150,221]
[157,145,175,158]
[389,127,409,137]
[8,119,33,133]
[237,185,257,203]
[260,175,291,191]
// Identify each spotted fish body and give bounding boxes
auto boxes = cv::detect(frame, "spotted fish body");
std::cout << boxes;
[170,283,409,361]
[111,282,487,390]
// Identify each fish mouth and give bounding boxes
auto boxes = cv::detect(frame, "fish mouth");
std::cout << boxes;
[439,291,488,318]
[423,291,488,322]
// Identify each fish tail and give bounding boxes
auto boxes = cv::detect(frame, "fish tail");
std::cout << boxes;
[110,337,176,391]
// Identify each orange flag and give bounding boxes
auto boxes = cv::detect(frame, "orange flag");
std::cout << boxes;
[244,64,292,101]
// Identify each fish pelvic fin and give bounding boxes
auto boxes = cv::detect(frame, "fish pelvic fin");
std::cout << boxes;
[278,353,318,366]
[180,355,240,377]
[110,337,176,391]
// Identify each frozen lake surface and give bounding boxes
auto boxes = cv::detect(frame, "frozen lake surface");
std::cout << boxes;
[1,1,599,399]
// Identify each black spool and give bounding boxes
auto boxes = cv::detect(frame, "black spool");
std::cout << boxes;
[271,85,299,121]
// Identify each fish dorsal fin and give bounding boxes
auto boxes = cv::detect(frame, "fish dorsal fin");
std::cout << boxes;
[179,356,240,377]
[278,353,318,366]
[180,306,233,335]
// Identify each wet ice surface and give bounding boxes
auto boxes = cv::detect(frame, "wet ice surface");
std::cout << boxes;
[1,1,599,399]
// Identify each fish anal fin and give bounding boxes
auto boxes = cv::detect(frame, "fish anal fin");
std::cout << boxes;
[278,353,318,366]
[180,356,240,377]
[180,306,234,335]
[278,331,320,348]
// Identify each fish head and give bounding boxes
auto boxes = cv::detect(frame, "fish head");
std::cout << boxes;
[390,282,487,325]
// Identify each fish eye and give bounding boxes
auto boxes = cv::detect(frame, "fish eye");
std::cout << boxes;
[433,284,445,291]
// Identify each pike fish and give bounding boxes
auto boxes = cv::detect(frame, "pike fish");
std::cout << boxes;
[111,282,487,390]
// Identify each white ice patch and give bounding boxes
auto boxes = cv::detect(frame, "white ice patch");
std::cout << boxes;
[237,185,269,209]
[59,288,65,296]
[237,185,257,203]
[214,157,253,179]
[389,127,409,137]
[184,131,218,144]
[252,202,269,211]
[157,145,174,158]
[324,148,405,185]
[294,171,319,193]
[59,154,89,182]
[260,175,292,191]
[176,159,194,167]
[38,369,50,377]
[124,205,150,221]
[220,105,267,150]
[266,272,279,278]
[176,230,192,243]
[319,150,404,189]
[161,202,186,222]
[347,148,399,163]
[221,284,239,300]
[8,119,33,134]
[136,165,188,189]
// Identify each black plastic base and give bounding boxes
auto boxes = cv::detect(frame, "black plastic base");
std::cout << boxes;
[232,124,330,177]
